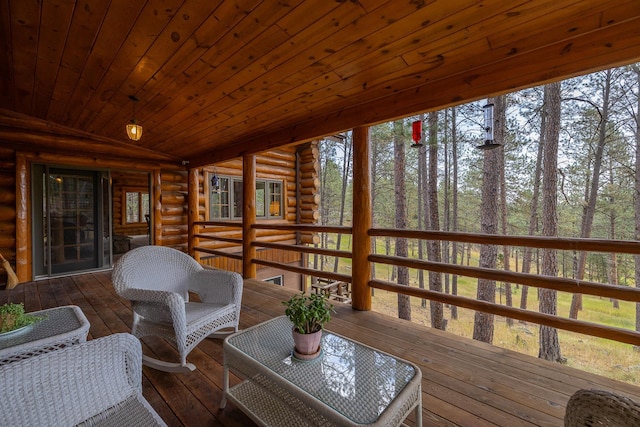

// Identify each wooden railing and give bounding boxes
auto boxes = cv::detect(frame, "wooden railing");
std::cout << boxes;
[192,220,243,260]
[192,222,640,346]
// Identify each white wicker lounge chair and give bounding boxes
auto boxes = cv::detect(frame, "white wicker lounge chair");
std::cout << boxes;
[113,246,243,372]
[0,333,166,426]
[564,388,640,426]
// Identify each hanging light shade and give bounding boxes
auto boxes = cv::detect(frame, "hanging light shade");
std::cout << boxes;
[126,121,143,140]
[411,120,423,147]
[126,95,143,141]
[477,102,501,150]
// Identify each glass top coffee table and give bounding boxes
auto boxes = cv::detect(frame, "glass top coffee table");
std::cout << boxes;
[0,305,90,365]
[221,315,422,426]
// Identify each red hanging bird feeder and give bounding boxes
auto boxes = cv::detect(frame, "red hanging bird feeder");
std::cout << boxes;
[411,120,422,147]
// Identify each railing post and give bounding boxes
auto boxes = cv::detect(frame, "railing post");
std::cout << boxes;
[187,168,199,258]
[243,155,257,278]
[152,169,162,246]
[15,153,30,282]
[352,126,372,310]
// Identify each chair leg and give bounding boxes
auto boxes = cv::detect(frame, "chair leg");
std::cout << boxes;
[142,355,196,373]
[207,327,240,340]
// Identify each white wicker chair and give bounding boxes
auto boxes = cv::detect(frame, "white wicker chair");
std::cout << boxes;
[564,389,640,426]
[0,333,166,426]
[112,246,243,372]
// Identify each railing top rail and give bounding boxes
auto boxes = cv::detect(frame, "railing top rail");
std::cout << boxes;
[252,223,352,234]
[194,220,242,227]
[370,228,640,254]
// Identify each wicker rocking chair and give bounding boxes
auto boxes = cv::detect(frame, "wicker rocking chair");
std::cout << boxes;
[113,246,243,372]
[564,388,640,426]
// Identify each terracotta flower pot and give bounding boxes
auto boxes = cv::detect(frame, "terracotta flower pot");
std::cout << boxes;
[292,329,322,360]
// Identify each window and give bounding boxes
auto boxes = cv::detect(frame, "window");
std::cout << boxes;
[269,181,282,216]
[233,179,243,218]
[264,275,283,286]
[209,173,283,220]
[125,191,149,224]
[209,177,230,219]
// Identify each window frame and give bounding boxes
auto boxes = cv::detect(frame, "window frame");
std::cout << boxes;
[207,173,284,221]
[122,188,149,225]
[264,275,284,286]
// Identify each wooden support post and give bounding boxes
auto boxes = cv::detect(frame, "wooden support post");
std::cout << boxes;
[152,169,162,246]
[188,168,199,259]
[15,153,30,282]
[352,126,372,311]
[243,155,257,278]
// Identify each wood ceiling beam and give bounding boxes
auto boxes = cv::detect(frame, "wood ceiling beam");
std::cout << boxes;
[0,109,181,165]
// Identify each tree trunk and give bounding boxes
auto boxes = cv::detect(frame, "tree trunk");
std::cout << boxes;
[473,97,501,344]
[569,69,612,319]
[539,82,563,363]
[334,137,352,272]
[319,143,331,271]
[608,155,619,308]
[443,109,451,297]
[451,107,459,320]
[394,120,411,321]
[496,96,513,327]
[520,96,545,312]
[634,66,640,351]
[427,111,445,330]
[418,114,427,308]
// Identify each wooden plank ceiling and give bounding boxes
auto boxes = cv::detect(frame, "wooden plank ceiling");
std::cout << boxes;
[1,0,640,167]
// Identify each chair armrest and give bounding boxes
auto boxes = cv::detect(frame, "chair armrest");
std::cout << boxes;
[120,288,184,306]
[122,288,187,327]
[190,268,243,306]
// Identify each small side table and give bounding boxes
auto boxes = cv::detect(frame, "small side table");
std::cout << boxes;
[221,316,422,426]
[0,305,90,365]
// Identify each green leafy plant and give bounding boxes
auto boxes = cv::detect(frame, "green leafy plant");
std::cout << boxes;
[0,303,43,333]
[282,292,333,334]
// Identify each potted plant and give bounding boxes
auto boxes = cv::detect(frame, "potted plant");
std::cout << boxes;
[282,292,333,360]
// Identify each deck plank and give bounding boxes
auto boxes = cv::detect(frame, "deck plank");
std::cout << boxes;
[3,273,640,426]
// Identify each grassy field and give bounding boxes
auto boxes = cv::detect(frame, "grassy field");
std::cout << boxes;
[318,235,640,385]
[371,283,640,385]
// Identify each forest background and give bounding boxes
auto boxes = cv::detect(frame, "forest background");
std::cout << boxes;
[312,63,640,385]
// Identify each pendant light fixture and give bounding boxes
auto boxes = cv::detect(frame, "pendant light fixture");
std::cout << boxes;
[126,95,143,141]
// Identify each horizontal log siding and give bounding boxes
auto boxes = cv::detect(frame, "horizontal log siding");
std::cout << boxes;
[112,171,150,236]
[200,248,302,273]
[159,169,188,250]
[297,141,320,244]
[195,144,319,256]
[0,147,16,285]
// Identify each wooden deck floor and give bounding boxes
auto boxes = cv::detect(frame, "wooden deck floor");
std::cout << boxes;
[3,271,640,426]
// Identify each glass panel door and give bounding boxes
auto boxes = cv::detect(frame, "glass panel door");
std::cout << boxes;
[47,169,99,274]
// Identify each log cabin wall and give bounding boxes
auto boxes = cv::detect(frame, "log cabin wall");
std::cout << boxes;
[0,147,16,285]
[0,110,191,283]
[297,141,320,245]
[197,143,320,290]
[112,171,151,237]
[0,111,319,285]
[0,140,317,286]
[159,169,188,251]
